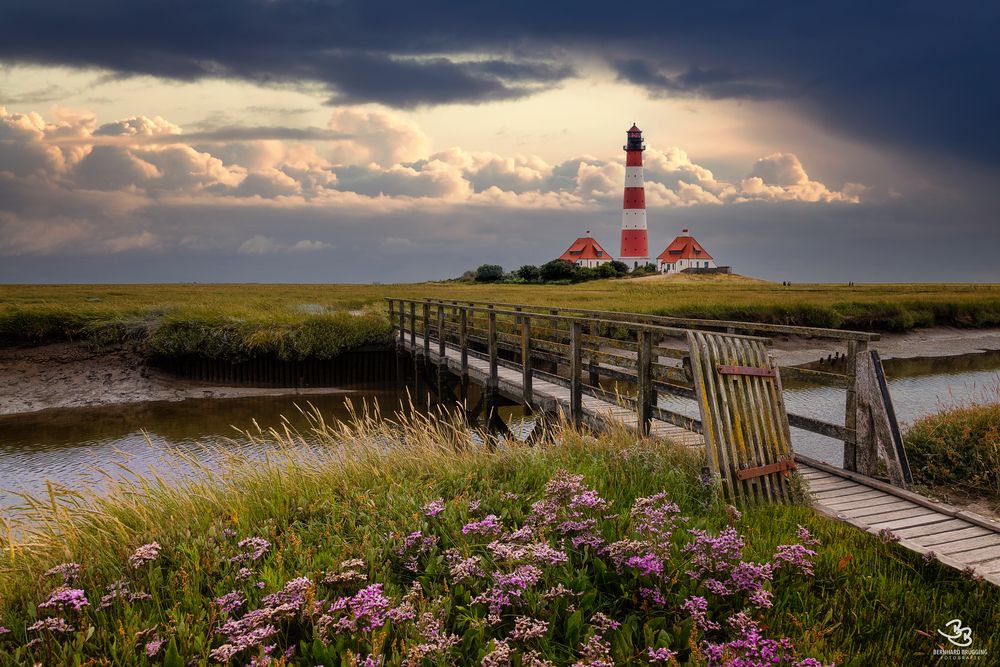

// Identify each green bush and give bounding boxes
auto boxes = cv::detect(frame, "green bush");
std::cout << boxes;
[905,401,1000,500]
[475,264,505,283]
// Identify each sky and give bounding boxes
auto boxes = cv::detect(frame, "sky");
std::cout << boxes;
[1,1,998,283]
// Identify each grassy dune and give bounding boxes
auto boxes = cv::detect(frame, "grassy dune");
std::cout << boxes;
[0,411,997,665]
[2,279,1000,361]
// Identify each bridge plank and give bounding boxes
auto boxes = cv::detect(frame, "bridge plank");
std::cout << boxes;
[813,487,885,501]
[840,501,918,518]
[891,519,970,539]
[822,490,894,506]
[933,535,1000,555]
[825,493,909,510]
[956,544,1000,563]
[868,514,953,531]
[913,527,992,546]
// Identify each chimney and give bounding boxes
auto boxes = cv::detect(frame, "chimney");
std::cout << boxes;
[681,228,690,236]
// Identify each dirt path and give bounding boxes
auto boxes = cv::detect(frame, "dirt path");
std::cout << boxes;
[0,343,351,416]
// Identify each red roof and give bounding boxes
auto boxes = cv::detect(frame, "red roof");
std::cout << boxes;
[656,232,713,263]
[628,124,641,133]
[560,235,610,261]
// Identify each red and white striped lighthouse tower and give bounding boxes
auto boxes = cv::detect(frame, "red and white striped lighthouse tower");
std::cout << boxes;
[620,123,650,268]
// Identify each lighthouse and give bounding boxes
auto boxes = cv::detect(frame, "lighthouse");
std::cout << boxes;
[620,123,650,268]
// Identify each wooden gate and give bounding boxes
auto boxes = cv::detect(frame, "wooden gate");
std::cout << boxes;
[688,331,796,501]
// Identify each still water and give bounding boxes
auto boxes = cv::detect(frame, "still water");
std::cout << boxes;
[1,351,998,511]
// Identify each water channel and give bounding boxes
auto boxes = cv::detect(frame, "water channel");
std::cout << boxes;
[1,350,998,513]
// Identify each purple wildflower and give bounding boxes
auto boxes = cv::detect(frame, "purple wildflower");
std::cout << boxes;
[38,587,89,612]
[773,543,818,576]
[631,493,683,542]
[624,552,664,577]
[573,633,614,667]
[878,528,900,544]
[472,564,543,614]
[28,617,74,633]
[231,537,270,564]
[324,558,368,585]
[237,567,254,581]
[482,639,512,667]
[639,586,667,606]
[222,528,237,539]
[462,514,504,536]
[512,616,549,641]
[681,595,720,631]
[44,562,81,584]
[922,551,936,564]
[0,626,9,635]
[397,530,438,572]
[469,499,482,513]
[215,590,247,615]
[405,611,461,663]
[145,637,165,658]
[796,524,820,546]
[423,498,446,517]
[446,551,486,583]
[683,527,744,580]
[647,647,677,664]
[590,612,621,633]
[128,542,161,568]
[529,471,609,551]
[358,655,383,667]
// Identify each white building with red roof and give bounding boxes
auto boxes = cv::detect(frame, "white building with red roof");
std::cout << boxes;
[656,229,717,273]
[559,231,613,268]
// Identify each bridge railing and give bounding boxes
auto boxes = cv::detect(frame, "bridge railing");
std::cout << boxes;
[386,297,906,482]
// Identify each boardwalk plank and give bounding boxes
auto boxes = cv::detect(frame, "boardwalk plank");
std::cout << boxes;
[934,535,1000,555]
[868,514,953,531]
[856,507,941,523]
[825,494,909,511]
[956,544,1000,563]
[840,501,918,518]
[913,527,992,546]
[814,487,885,502]
[892,519,970,539]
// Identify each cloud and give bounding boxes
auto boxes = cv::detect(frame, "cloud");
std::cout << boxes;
[1,2,997,165]
[238,235,332,254]
[326,108,430,166]
[0,107,863,261]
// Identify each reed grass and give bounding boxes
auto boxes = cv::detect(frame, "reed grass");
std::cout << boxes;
[905,383,1000,504]
[0,408,996,665]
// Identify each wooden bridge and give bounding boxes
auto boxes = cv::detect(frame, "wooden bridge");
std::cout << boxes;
[387,298,1000,585]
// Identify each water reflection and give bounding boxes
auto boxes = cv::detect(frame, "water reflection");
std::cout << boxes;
[1,351,998,510]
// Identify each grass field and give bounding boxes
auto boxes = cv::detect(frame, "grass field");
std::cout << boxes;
[2,277,1000,360]
[0,412,996,665]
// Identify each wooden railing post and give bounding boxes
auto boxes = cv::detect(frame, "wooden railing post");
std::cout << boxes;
[637,329,653,436]
[388,299,395,336]
[422,303,431,359]
[397,300,405,344]
[521,316,532,409]
[488,308,498,389]
[588,321,600,386]
[843,339,861,471]
[437,305,445,358]
[408,302,416,348]
[570,320,582,426]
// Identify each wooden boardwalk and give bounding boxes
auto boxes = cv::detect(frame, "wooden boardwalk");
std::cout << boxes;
[403,333,1000,586]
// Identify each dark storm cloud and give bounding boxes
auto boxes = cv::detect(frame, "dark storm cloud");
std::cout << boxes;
[1,2,997,163]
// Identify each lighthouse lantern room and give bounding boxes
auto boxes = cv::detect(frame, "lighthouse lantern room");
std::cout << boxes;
[620,124,650,269]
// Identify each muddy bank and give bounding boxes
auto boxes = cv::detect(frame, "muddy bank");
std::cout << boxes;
[0,343,356,416]
[769,326,1000,367]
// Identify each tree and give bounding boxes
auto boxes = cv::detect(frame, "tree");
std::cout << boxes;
[515,264,541,282]
[609,260,629,275]
[596,262,618,278]
[539,259,578,282]
[474,264,504,282]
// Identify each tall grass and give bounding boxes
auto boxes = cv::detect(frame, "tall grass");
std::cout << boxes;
[905,383,1000,503]
[0,409,996,665]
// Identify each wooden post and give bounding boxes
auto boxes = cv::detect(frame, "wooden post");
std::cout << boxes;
[570,320,582,426]
[636,329,653,436]
[422,303,431,359]
[521,316,533,409]
[853,342,877,478]
[409,302,416,348]
[388,299,396,337]
[488,309,498,389]
[588,321,600,386]
[460,308,469,402]
[437,305,446,358]
[397,300,405,345]
[843,339,859,471]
